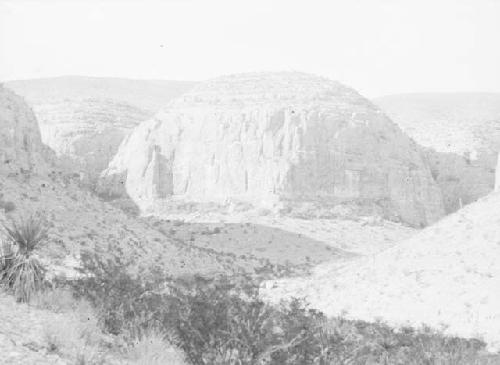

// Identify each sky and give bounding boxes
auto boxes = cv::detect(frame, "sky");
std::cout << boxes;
[0,0,499,97]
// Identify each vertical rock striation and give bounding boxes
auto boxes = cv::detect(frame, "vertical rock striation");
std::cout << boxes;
[0,86,49,175]
[100,72,444,226]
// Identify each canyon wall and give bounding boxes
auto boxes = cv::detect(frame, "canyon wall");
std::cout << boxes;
[375,94,500,213]
[5,77,196,185]
[100,72,445,226]
[32,98,150,183]
[0,85,50,175]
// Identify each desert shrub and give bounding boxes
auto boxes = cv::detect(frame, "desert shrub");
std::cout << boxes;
[126,327,187,365]
[72,250,499,365]
[0,215,48,302]
[72,249,166,336]
[164,275,281,364]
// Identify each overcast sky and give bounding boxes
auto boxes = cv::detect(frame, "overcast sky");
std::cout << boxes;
[1,0,499,97]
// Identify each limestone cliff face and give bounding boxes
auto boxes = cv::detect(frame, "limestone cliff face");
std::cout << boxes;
[100,72,444,226]
[31,98,150,183]
[5,77,196,185]
[0,86,49,175]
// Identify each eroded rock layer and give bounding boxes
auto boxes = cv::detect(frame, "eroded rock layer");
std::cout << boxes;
[100,72,444,226]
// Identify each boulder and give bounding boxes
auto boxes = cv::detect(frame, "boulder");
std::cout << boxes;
[100,72,444,226]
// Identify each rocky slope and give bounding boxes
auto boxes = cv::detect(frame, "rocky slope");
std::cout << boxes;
[33,98,151,183]
[0,85,268,279]
[264,190,500,350]
[375,93,500,213]
[4,77,196,184]
[100,72,444,227]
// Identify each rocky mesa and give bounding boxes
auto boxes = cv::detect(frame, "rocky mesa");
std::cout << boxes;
[99,72,445,227]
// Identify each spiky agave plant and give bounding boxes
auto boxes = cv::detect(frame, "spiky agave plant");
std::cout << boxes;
[1,215,48,302]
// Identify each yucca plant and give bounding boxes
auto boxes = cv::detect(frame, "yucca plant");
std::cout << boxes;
[0,215,48,302]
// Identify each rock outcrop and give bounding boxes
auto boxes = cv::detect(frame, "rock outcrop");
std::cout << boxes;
[100,72,444,226]
[5,77,196,184]
[0,84,256,279]
[32,98,150,183]
[375,93,500,213]
[0,85,50,175]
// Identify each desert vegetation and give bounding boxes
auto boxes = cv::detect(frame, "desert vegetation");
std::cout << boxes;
[64,247,497,364]
[1,217,499,364]
[0,215,47,302]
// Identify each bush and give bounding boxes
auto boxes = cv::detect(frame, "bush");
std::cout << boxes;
[72,249,166,336]
[72,250,500,365]
[126,327,187,365]
[0,215,48,302]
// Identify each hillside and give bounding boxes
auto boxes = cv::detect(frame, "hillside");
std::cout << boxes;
[100,72,444,227]
[374,93,500,155]
[375,93,500,213]
[264,190,500,350]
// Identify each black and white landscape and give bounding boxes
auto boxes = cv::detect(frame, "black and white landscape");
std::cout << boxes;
[1,1,500,364]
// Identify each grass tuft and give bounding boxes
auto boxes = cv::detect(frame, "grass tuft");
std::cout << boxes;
[126,327,187,365]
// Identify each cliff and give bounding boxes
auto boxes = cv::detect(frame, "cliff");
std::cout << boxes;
[5,77,196,184]
[100,72,445,226]
[0,85,50,175]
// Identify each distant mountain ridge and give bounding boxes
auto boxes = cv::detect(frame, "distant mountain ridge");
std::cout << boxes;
[5,76,197,112]
[374,92,500,155]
